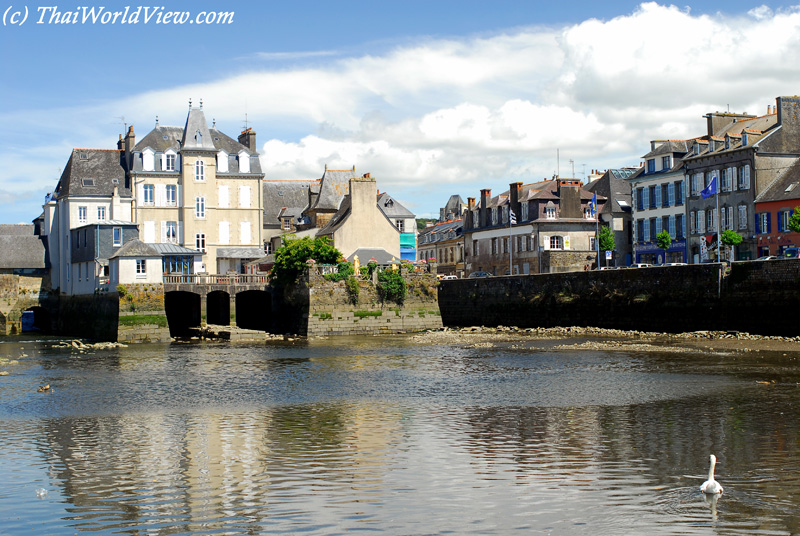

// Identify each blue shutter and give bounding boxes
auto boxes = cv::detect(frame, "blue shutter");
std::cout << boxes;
[767,213,772,233]
[755,213,760,234]
[777,212,783,232]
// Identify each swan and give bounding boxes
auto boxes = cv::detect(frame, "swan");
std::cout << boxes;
[700,454,723,495]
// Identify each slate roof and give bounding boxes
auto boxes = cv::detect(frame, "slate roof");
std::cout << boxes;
[0,225,46,269]
[262,179,315,225]
[756,159,800,204]
[148,243,203,255]
[308,168,358,212]
[316,194,352,236]
[419,219,463,244]
[585,169,634,215]
[54,149,130,199]
[110,239,160,259]
[181,107,216,151]
[346,248,397,264]
[377,192,415,219]
[642,140,691,159]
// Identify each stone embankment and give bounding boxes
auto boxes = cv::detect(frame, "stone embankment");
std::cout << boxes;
[413,325,800,353]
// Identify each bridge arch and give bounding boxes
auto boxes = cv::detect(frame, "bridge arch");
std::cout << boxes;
[22,306,52,333]
[207,290,231,326]
[235,290,272,331]
[164,291,201,337]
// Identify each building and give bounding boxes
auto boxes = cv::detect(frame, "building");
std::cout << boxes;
[69,221,139,294]
[754,158,800,257]
[41,148,134,293]
[128,102,265,274]
[0,224,47,276]
[684,97,800,262]
[628,142,691,264]
[316,174,402,262]
[261,179,315,253]
[108,239,164,287]
[585,168,636,266]
[377,191,417,260]
[439,195,466,222]
[417,218,465,276]
[464,179,604,275]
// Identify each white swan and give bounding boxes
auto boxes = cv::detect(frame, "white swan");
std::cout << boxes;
[700,454,723,495]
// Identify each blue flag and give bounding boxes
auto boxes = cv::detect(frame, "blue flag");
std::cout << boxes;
[701,176,717,199]
[590,193,597,215]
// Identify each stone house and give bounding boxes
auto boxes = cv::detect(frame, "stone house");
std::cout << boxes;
[585,168,636,266]
[683,96,800,262]
[417,218,465,276]
[316,175,402,261]
[628,141,693,264]
[127,103,265,274]
[754,158,800,256]
[109,239,163,287]
[464,179,604,275]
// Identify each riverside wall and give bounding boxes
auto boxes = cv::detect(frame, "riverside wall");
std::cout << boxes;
[280,266,442,336]
[438,260,800,336]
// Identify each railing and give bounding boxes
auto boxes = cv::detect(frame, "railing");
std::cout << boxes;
[163,274,270,285]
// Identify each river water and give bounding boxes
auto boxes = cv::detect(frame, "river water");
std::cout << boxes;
[0,334,798,535]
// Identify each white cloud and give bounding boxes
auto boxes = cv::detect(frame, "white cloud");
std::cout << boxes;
[3,2,800,223]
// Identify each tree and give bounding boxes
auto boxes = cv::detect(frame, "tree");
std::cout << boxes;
[270,236,342,285]
[720,229,743,261]
[656,230,671,264]
[788,207,800,234]
[597,226,615,267]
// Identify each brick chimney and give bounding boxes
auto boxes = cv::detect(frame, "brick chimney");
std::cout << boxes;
[557,179,582,219]
[238,128,256,152]
[479,189,491,228]
[466,197,475,229]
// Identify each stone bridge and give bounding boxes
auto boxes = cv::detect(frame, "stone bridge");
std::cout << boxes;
[162,274,274,334]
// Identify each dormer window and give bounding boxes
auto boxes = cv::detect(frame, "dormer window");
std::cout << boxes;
[164,151,176,171]
[647,159,656,173]
[195,130,203,145]
[545,206,556,219]
[81,178,95,187]
[661,155,672,169]
[742,133,748,146]
[217,150,229,173]
[238,151,251,173]
[142,148,155,171]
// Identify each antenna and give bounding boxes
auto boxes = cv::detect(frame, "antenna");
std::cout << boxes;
[243,112,249,131]
[569,159,575,178]
[115,116,127,132]
[557,149,560,179]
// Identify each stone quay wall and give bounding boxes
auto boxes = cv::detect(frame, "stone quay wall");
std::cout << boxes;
[438,260,800,337]
[282,266,442,336]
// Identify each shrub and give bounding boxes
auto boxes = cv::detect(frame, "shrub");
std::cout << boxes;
[344,276,359,305]
[377,269,406,304]
[271,236,343,285]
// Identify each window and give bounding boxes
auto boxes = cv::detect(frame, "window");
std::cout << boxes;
[143,184,155,205]
[165,153,176,171]
[472,211,479,228]
[726,206,733,231]
[78,206,87,223]
[649,186,657,209]
[650,218,657,241]
[690,211,696,235]
[707,209,716,232]
[637,220,645,244]
[195,196,205,219]
[195,233,206,252]
[690,173,700,196]
[676,214,684,238]
[642,187,650,210]
[721,168,731,192]
[549,236,563,249]
[491,238,498,254]
[219,185,229,208]
[738,205,748,230]
[113,227,122,246]
[165,221,178,243]
[584,206,593,218]
[545,206,556,219]
[166,185,177,206]
[647,159,655,173]
[521,202,528,221]
[778,210,792,232]
[662,155,672,170]
[195,160,205,181]
[97,206,106,220]
[241,221,252,244]
[757,212,770,234]
[492,208,498,225]
[396,219,405,232]
[738,165,750,190]
[643,219,650,242]
[636,189,644,211]
[675,181,684,206]
[473,240,478,256]
[662,184,670,208]
[239,185,251,208]
[282,218,291,230]
[136,259,146,276]
[698,210,705,233]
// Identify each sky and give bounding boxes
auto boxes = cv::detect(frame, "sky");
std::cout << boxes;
[2,1,800,224]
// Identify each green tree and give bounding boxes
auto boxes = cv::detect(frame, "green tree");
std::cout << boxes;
[720,229,743,261]
[787,207,800,233]
[655,230,672,264]
[270,236,342,285]
[597,226,615,267]
[377,269,406,304]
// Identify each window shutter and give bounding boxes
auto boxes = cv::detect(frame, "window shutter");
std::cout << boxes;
[160,221,167,242]
[777,213,783,232]
[541,235,550,250]
[176,185,182,207]
[155,184,165,207]
[755,213,760,234]
[177,222,183,243]
[137,184,144,203]
[767,213,772,233]
[144,221,155,243]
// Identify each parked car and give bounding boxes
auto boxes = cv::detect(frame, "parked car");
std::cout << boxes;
[630,263,652,268]
[663,262,687,266]
[468,271,492,278]
[784,247,798,258]
[755,256,780,261]
[441,275,458,280]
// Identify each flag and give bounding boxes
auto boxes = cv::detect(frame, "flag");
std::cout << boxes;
[510,209,517,225]
[590,193,597,215]
[701,176,717,199]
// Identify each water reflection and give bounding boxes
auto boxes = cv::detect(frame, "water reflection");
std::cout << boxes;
[0,336,798,534]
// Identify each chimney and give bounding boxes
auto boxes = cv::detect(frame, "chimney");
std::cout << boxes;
[480,189,491,228]
[238,128,257,152]
[117,133,124,150]
[467,197,475,229]
[124,125,135,166]
[439,208,445,221]
[557,179,582,219]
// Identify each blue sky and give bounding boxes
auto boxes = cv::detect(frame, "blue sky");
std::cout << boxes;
[2,1,800,224]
